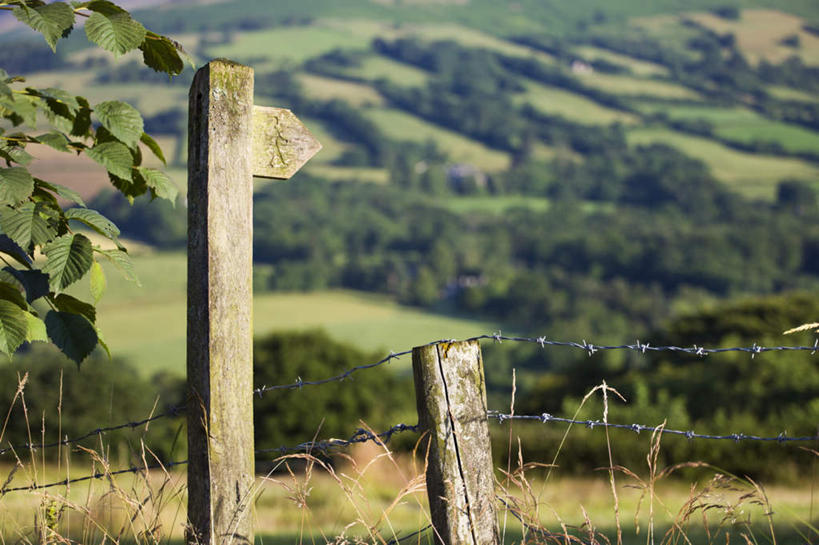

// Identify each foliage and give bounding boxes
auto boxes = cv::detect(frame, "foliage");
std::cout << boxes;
[511,292,819,481]
[252,330,413,456]
[0,0,189,363]
[0,344,186,462]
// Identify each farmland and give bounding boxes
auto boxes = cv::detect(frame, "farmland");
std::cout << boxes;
[67,252,503,377]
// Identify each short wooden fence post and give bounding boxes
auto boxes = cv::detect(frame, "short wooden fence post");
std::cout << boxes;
[186,59,320,545]
[412,340,500,545]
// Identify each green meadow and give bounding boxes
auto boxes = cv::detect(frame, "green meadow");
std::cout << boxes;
[363,107,511,171]
[515,79,639,125]
[72,252,503,377]
[638,104,819,154]
[627,127,819,199]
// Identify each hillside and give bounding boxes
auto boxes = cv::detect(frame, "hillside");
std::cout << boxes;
[4,0,819,368]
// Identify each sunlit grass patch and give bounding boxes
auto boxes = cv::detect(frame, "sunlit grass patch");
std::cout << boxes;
[627,127,819,200]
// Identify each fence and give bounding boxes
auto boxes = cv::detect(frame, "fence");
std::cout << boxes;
[2,59,818,544]
[1,333,817,543]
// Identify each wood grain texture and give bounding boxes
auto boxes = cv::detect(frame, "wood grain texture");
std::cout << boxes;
[186,59,255,545]
[251,106,321,179]
[412,340,499,545]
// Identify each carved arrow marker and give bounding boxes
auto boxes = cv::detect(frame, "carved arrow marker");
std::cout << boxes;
[251,105,322,179]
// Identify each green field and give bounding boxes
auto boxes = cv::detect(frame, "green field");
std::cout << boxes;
[71,252,503,377]
[573,45,669,76]
[297,73,385,106]
[207,24,375,66]
[405,23,557,64]
[363,107,511,170]
[435,195,552,214]
[627,127,819,199]
[580,72,700,99]
[766,85,818,103]
[343,54,432,87]
[637,104,819,154]
[515,79,639,125]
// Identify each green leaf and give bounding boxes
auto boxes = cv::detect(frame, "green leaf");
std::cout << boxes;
[0,202,55,250]
[0,235,32,267]
[0,300,28,355]
[34,179,85,207]
[95,325,111,359]
[0,143,33,167]
[0,167,35,204]
[140,132,166,165]
[13,2,74,51]
[45,310,97,364]
[71,104,92,137]
[139,33,185,76]
[0,281,27,310]
[27,87,80,115]
[0,94,38,127]
[42,233,93,291]
[35,131,70,152]
[53,293,96,323]
[24,312,47,343]
[89,260,105,303]
[84,7,146,56]
[97,248,139,285]
[94,100,143,148]
[86,141,132,181]
[136,167,177,202]
[65,207,120,240]
[4,267,49,302]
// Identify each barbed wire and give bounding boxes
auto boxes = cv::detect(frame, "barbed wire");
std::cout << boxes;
[0,422,420,494]
[255,423,420,456]
[0,459,189,495]
[385,524,433,544]
[0,407,183,457]
[252,347,416,396]
[479,333,819,358]
[252,333,819,398]
[488,412,819,443]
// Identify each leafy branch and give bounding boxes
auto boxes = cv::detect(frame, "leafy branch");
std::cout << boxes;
[0,0,191,363]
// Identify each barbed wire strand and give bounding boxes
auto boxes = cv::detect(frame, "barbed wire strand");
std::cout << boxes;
[253,333,819,398]
[488,412,819,443]
[0,460,189,495]
[255,423,420,456]
[0,422,421,494]
[384,524,433,545]
[0,407,183,457]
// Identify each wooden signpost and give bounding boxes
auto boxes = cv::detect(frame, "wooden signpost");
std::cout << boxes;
[186,59,320,545]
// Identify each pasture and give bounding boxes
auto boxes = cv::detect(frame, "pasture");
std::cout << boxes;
[637,104,819,154]
[515,79,640,125]
[627,127,819,199]
[572,45,669,76]
[68,252,502,377]
[579,72,700,100]
[343,54,432,87]
[687,9,819,65]
[363,107,511,170]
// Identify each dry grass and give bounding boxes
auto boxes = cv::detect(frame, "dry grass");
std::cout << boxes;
[2,374,817,544]
[687,9,819,66]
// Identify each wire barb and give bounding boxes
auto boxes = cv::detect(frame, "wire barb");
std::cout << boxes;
[488,412,819,443]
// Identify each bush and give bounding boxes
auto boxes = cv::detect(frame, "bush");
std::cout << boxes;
[253,330,415,457]
[0,346,185,463]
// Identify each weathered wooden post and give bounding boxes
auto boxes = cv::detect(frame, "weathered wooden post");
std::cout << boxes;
[186,59,320,545]
[412,340,500,545]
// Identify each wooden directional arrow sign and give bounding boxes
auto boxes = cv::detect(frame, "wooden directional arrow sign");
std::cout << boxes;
[252,106,322,179]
